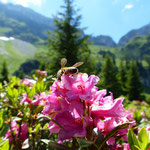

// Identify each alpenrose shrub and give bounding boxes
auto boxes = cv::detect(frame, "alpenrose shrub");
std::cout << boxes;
[1,72,135,150]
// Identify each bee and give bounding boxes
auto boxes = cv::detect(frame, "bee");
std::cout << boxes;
[57,58,84,80]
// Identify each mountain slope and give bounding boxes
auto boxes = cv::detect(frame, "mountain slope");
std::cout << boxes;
[0,36,37,74]
[118,23,150,46]
[89,35,116,47]
[0,2,54,44]
[0,2,117,47]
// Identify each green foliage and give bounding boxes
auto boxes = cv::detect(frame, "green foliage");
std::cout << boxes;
[125,101,150,127]
[43,0,96,75]
[126,61,143,100]
[121,35,150,61]
[14,59,40,77]
[0,5,51,44]
[98,123,130,150]
[117,60,127,95]
[128,127,150,150]
[99,54,120,97]
[1,61,9,83]
[0,138,9,150]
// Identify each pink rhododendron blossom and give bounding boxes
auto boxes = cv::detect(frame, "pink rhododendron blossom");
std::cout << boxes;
[40,71,47,76]
[36,70,47,77]
[32,92,49,105]
[20,78,33,87]
[61,73,99,101]
[111,144,123,150]
[20,93,32,105]
[4,121,28,143]
[41,73,132,142]
[42,95,69,118]
[4,98,9,102]
[124,143,130,150]
[97,116,131,145]
[92,97,124,118]
[52,111,89,140]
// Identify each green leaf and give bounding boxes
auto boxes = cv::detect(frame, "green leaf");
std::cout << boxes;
[132,145,141,150]
[48,141,72,150]
[7,86,13,98]
[138,127,148,149]
[146,143,150,150]
[13,88,18,98]
[28,87,36,98]
[22,138,29,149]
[0,83,2,90]
[0,138,7,147]
[0,111,4,129]
[128,128,140,150]
[76,138,93,148]
[41,139,50,145]
[35,124,41,133]
[12,116,22,121]
[98,123,130,150]
[33,105,44,114]
[0,124,9,137]
[0,138,9,150]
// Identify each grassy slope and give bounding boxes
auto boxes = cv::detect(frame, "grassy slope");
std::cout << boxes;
[89,45,121,65]
[0,39,37,75]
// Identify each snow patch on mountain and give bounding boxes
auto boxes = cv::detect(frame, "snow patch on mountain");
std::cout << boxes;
[0,36,15,41]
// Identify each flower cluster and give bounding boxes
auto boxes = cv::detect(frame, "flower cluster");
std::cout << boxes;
[42,73,132,142]
[4,72,134,149]
[4,121,28,144]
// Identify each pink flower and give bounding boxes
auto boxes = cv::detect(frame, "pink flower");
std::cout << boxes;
[97,117,130,145]
[36,70,47,77]
[32,92,49,105]
[42,73,132,143]
[111,144,123,150]
[4,121,28,143]
[42,95,69,118]
[53,111,87,140]
[50,80,68,98]
[20,93,32,105]
[40,71,47,76]
[61,73,99,101]
[92,97,124,118]
[124,143,130,150]
[48,100,92,141]
[20,78,33,87]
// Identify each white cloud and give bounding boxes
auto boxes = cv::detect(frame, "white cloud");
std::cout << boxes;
[0,0,8,3]
[13,0,43,7]
[122,4,134,12]
[125,4,134,9]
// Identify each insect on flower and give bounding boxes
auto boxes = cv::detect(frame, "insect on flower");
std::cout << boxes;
[57,58,84,80]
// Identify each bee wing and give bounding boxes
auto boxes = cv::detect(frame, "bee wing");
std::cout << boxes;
[72,62,84,68]
[61,58,67,67]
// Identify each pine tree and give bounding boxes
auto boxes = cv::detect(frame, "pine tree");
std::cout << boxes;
[126,61,143,100]
[117,60,127,95]
[18,69,24,79]
[100,55,120,97]
[46,0,96,75]
[1,61,9,83]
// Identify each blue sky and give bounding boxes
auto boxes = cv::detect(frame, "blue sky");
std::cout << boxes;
[0,0,150,43]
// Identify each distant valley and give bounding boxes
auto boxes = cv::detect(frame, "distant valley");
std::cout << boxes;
[1,2,150,79]
[1,2,150,47]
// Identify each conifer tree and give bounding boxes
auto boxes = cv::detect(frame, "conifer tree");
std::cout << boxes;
[117,61,127,95]
[1,61,9,83]
[100,55,120,97]
[18,69,24,79]
[126,61,142,100]
[46,0,96,75]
